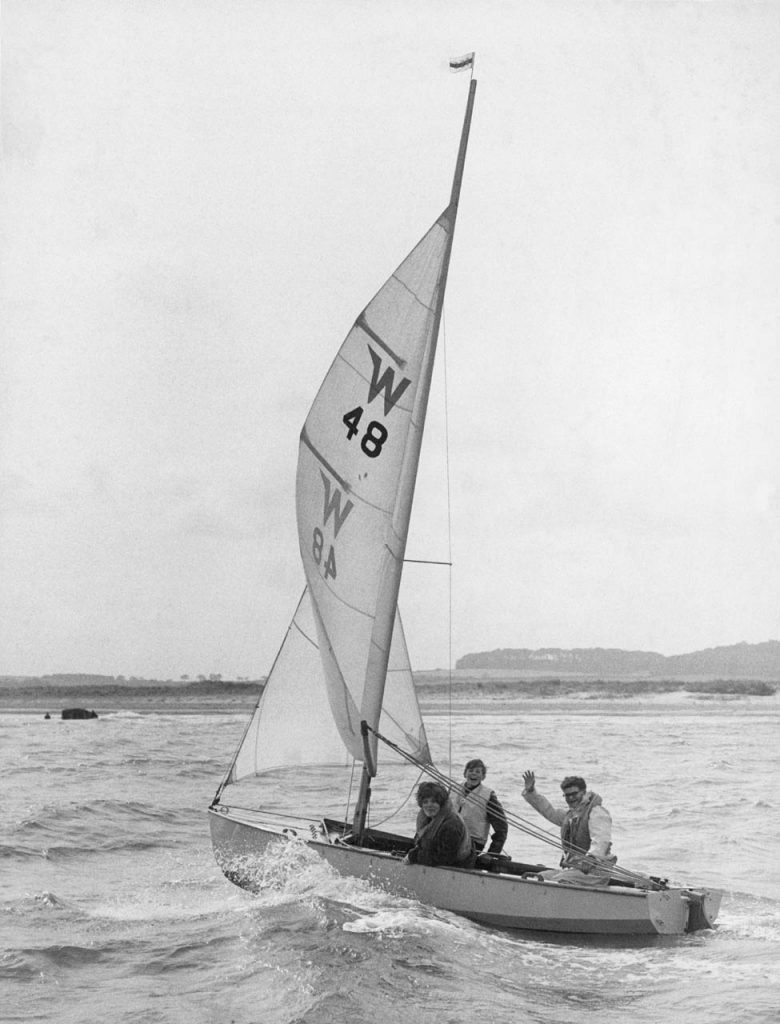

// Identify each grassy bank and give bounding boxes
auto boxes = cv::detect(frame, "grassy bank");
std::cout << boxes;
[0,673,775,716]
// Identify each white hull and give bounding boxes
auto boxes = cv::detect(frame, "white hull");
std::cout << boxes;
[208,806,720,936]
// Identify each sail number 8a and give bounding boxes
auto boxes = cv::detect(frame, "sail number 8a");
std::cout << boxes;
[342,407,388,458]
[312,527,337,579]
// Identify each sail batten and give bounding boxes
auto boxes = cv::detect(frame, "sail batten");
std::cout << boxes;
[355,315,405,364]
[299,431,353,493]
[392,272,438,310]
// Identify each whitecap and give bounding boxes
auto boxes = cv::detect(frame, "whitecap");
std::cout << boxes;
[342,907,466,938]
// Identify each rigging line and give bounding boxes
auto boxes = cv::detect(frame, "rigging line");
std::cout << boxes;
[432,775,650,887]
[364,724,664,888]
[370,769,425,829]
[418,756,657,886]
[362,723,554,848]
[442,305,454,777]
[403,558,453,565]
[215,805,328,826]
[392,751,562,850]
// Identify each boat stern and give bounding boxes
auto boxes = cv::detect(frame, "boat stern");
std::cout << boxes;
[645,886,721,934]
[683,888,722,932]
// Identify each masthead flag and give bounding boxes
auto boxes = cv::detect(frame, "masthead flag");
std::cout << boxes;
[449,52,475,73]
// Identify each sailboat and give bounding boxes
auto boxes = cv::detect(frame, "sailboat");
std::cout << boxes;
[209,75,721,936]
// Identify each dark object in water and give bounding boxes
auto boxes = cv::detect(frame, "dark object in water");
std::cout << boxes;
[61,708,98,720]
[44,712,51,719]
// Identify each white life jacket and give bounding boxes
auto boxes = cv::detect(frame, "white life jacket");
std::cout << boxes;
[455,782,492,842]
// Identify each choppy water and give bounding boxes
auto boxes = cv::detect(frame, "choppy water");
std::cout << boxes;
[2,697,779,1023]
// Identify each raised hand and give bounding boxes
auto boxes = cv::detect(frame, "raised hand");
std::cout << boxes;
[522,770,536,793]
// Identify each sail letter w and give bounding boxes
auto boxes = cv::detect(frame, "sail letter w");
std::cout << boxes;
[367,347,411,416]
[320,471,354,537]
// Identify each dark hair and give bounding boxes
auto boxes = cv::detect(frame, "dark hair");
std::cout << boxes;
[464,758,486,775]
[416,781,449,807]
[560,776,586,792]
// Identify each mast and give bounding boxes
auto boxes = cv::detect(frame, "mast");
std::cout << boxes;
[352,78,477,837]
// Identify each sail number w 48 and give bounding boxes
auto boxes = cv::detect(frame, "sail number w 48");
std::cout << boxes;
[342,407,387,457]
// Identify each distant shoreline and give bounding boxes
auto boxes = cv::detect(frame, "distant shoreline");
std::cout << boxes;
[0,673,775,717]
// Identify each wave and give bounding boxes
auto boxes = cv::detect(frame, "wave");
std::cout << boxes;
[342,906,472,939]
[5,800,201,860]
[1,928,240,983]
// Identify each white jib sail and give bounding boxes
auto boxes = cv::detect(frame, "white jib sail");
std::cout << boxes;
[230,587,429,780]
[296,210,453,763]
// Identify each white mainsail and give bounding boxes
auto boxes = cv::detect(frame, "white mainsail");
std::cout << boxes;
[296,209,454,765]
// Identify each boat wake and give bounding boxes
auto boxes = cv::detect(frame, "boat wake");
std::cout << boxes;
[219,836,482,937]
[342,907,469,939]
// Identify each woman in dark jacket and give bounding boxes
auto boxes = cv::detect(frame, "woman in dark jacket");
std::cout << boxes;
[405,781,474,868]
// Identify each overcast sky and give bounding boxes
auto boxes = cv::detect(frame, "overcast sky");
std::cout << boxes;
[2,1,778,679]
